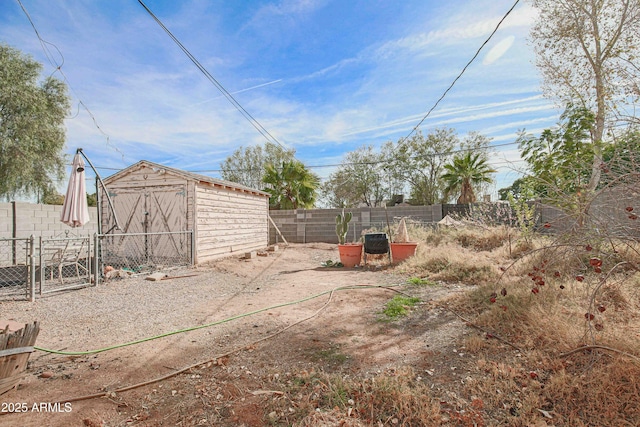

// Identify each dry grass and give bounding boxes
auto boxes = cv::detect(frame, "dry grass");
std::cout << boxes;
[394,223,640,426]
[264,224,640,425]
[397,242,500,286]
[264,368,442,426]
[542,359,640,426]
[68,224,639,426]
[454,227,509,252]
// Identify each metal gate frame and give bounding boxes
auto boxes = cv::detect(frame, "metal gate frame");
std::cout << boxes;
[97,230,194,276]
[2,230,192,302]
[0,236,35,301]
[37,235,99,297]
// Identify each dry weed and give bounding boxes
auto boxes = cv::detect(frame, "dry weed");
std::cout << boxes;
[542,357,640,426]
[263,368,442,426]
[440,224,640,426]
[454,226,509,252]
[276,224,640,426]
[397,242,500,286]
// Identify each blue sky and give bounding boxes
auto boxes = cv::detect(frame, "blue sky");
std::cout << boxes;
[1,0,562,201]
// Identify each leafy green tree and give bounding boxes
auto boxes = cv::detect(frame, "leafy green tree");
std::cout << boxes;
[498,177,529,201]
[319,169,351,208]
[322,145,389,208]
[41,185,64,205]
[459,131,493,159]
[220,142,295,190]
[87,192,97,207]
[517,105,596,204]
[0,44,70,202]
[442,152,496,204]
[385,128,457,205]
[263,160,320,210]
[530,0,640,192]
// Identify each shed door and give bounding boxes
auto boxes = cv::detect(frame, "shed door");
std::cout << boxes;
[110,185,187,234]
[105,185,189,264]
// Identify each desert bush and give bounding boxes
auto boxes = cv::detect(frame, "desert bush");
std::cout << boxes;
[399,244,499,286]
[454,227,508,252]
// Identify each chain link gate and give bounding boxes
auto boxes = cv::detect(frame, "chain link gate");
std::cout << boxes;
[97,230,194,276]
[38,235,98,296]
[0,237,35,301]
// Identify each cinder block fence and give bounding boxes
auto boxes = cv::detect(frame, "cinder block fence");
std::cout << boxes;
[268,205,445,244]
[0,202,98,239]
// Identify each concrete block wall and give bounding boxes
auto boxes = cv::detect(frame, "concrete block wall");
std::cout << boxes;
[0,202,99,240]
[267,202,606,245]
[269,205,444,244]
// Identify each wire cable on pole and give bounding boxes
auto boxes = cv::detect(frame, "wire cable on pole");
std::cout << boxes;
[401,0,522,143]
[16,0,126,162]
[137,0,286,150]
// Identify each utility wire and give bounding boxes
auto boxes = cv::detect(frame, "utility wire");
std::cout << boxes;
[84,140,524,176]
[401,0,522,143]
[191,140,523,173]
[16,0,125,162]
[61,0,523,178]
[137,0,286,150]
[27,0,523,178]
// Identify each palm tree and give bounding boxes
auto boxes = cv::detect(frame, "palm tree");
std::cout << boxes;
[262,160,320,209]
[442,152,496,204]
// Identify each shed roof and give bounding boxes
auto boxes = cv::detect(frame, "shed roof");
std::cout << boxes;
[104,160,270,197]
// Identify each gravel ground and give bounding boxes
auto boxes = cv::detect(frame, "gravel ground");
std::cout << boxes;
[0,264,250,353]
[0,244,476,427]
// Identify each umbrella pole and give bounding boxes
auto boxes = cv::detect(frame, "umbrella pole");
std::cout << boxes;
[76,148,122,233]
[95,176,102,235]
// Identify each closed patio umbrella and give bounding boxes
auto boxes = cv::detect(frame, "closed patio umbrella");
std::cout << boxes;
[60,153,90,227]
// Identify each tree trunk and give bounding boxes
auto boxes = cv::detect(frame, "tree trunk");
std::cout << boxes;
[457,180,476,204]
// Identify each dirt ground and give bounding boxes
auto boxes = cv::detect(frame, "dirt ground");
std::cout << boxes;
[1,243,482,426]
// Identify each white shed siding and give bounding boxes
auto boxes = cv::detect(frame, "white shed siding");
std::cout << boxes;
[102,160,269,264]
[101,166,193,235]
[194,183,268,262]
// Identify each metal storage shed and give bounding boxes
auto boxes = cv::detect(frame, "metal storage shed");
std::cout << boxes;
[100,160,270,264]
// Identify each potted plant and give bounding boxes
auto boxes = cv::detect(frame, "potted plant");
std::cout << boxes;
[336,210,362,267]
[390,217,418,263]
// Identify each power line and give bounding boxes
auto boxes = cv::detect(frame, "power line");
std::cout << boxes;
[16,0,125,162]
[400,0,522,143]
[137,0,286,150]
[60,0,523,177]
[187,140,523,174]
[82,139,523,177]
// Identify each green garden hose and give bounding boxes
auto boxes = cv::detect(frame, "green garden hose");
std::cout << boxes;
[33,284,403,356]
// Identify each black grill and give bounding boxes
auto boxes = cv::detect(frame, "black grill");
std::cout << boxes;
[363,233,389,254]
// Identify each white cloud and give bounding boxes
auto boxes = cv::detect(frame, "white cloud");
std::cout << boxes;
[483,35,516,65]
[3,0,554,195]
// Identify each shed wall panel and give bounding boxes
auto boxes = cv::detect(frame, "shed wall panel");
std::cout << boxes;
[194,184,268,262]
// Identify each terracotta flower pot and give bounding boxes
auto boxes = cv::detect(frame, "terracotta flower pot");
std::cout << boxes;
[338,243,363,268]
[390,242,418,263]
